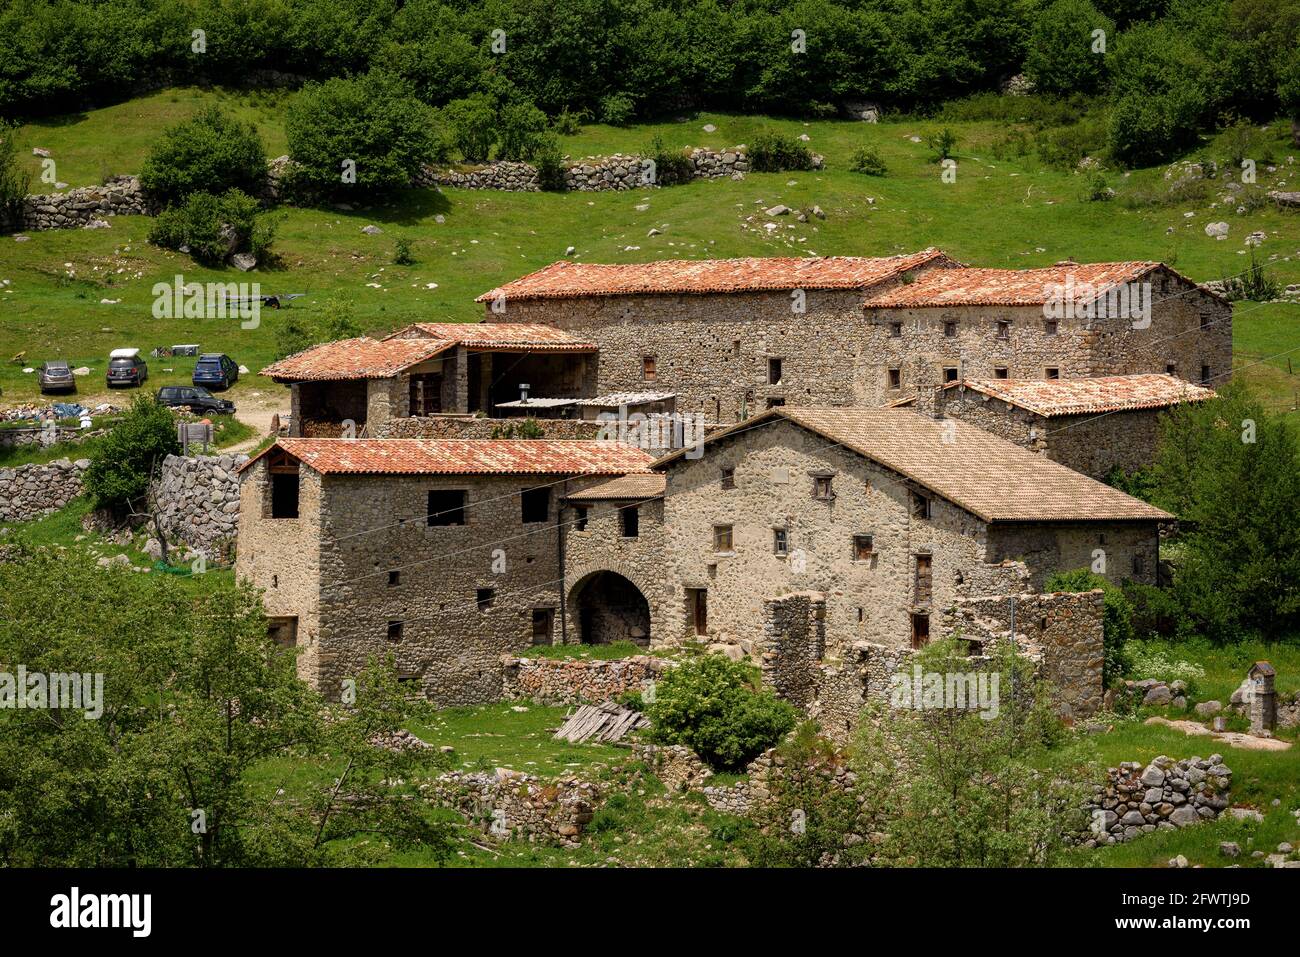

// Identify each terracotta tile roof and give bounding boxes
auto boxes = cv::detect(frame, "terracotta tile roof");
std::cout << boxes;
[655,407,1171,524]
[475,249,952,301]
[862,261,1213,308]
[566,473,667,501]
[386,322,596,351]
[950,374,1216,417]
[260,337,451,382]
[238,438,654,476]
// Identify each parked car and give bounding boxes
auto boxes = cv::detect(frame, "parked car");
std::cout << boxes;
[106,348,148,388]
[38,360,76,394]
[192,353,239,391]
[156,385,235,415]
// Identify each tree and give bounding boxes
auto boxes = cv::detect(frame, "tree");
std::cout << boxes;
[0,119,31,228]
[139,106,268,208]
[0,552,452,866]
[441,93,498,162]
[285,71,441,197]
[274,297,362,360]
[1023,0,1113,96]
[83,393,180,514]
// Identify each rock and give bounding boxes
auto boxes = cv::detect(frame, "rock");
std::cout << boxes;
[1205,221,1230,239]
[229,252,257,272]
[1194,700,1222,717]
[361,225,383,235]
[1168,854,1189,868]
[1226,807,1264,823]
[1169,806,1200,827]
[1219,842,1241,858]
[1139,764,1167,787]
[765,204,791,217]
[702,124,716,133]
[1280,842,1295,853]
[1143,685,1173,706]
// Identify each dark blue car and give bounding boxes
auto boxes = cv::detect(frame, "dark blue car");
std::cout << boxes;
[192,353,239,391]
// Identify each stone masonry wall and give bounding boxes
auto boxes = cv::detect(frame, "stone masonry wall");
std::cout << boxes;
[152,453,247,558]
[0,458,88,522]
[1077,755,1232,847]
[500,654,673,705]
[18,176,148,230]
[429,768,598,847]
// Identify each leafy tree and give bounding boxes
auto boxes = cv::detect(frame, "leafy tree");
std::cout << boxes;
[275,297,362,360]
[441,92,498,163]
[1044,568,1135,686]
[1023,0,1113,96]
[285,71,440,196]
[496,100,550,161]
[0,553,452,866]
[1106,21,1209,165]
[139,106,267,208]
[0,119,31,228]
[83,393,180,514]
[646,654,796,770]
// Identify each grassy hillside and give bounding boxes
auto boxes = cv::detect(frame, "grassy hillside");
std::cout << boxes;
[4,87,1300,425]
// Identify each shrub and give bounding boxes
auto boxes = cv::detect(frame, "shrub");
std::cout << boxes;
[599,92,635,126]
[646,654,796,770]
[849,145,887,176]
[496,100,549,162]
[1080,172,1112,202]
[553,107,585,136]
[83,394,180,513]
[1023,0,1113,96]
[275,297,361,360]
[645,134,694,186]
[148,189,271,266]
[0,120,30,227]
[747,130,813,173]
[927,127,958,162]
[1219,253,1279,302]
[441,93,497,163]
[285,71,440,196]
[139,107,267,208]
[392,237,415,266]
[532,133,567,191]
[1044,569,1135,687]
[1126,640,1206,693]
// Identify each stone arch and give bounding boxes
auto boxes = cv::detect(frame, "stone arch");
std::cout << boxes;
[566,568,652,647]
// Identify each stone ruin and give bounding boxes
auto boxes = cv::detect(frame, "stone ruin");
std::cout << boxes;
[1077,755,1232,847]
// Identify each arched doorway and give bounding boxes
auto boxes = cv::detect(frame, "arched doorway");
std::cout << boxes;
[568,571,651,646]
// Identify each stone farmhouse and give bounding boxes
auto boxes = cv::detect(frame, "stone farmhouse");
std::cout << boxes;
[895,373,1216,480]
[234,437,654,704]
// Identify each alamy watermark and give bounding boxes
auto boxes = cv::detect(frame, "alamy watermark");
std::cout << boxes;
[596,406,708,459]
[888,665,1000,720]
[1,666,104,719]
[152,275,261,329]
[1042,275,1152,329]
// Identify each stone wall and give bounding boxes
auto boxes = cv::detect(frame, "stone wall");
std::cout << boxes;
[0,425,108,450]
[501,654,672,705]
[1077,755,1232,847]
[152,453,247,558]
[378,415,607,441]
[18,176,148,230]
[429,768,598,847]
[631,743,714,792]
[415,161,540,192]
[0,458,88,522]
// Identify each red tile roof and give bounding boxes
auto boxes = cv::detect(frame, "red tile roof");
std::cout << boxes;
[862,261,1219,308]
[260,337,451,382]
[385,322,596,351]
[949,374,1215,417]
[239,438,655,476]
[655,407,1171,524]
[475,249,953,301]
[565,473,667,501]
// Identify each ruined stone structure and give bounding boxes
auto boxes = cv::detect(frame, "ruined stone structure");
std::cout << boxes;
[151,453,246,559]
[234,438,653,704]
[500,653,671,705]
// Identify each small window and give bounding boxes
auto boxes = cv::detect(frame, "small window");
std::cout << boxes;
[853,534,874,561]
[814,475,834,500]
[773,528,788,556]
[713,525,733,553]
[1132,553,1146,577]
[766,397,785,409]
[721,467,735,490]
[386,621,404,642]
[768,357,783,385]
[270,471,299,519]
[943,320,957,338]
[996,321,1010,341]
[642,355,657,380]
[1165,362,1177,375]
[620,505,639,538]
[1044,319,1058,336]
[1045,367,1060,380]
[889,321,903,338]
[388,570,400,587]
[910,613,930,649]
[476,588,495,611]
[943,366,958,383]
[428,489,467,526]
[1199,313,1212,330]
[531,608,554,646]
[267,617,298,648]
[910,491,931,519]
[994,366,1009,379]
[521,486,550,524]
[573,505,589,531]
[887,368,902,390]
[1200,364,1211,384]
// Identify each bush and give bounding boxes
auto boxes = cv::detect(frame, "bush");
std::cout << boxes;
[275,297,362,360]
[441,93,497,163]
[1023,0,1113,96]
[1219,253,1279,302]
[83,394,180,513]
[139,107,267,208]
[849,145,887,176]
[147,189,272,266]
[747,130,813,173]
[645,134,694,186]
[1079,172,1112,202]
[285,71,440,197]
[927,127,958,162]
[392,237,415,266]
[599,92,635,126]
[646,655,796,770]
[0,119,30,227]
[532,133,567,191]
[496,100,549,162]
[1044,569,1135,687]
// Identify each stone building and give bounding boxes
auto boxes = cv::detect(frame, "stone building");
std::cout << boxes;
[260,323,597,436]
[561,407,1168,657]
[897,373,1216,480]
[476,254,1231,423]
[234,437,653,704]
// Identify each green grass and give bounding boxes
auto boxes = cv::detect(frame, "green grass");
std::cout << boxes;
[5,90,1300,427]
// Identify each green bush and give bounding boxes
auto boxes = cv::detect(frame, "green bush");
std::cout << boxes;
[849,145,887,176]
[0,120,30,228]
[532,133,567,191]
[599,92,635,126]
[139,106,267,208]
[1044,568,1135,688]
[1079,172,1112,202]
[1023,0,1113,96]
[392,237,415,266]
[1219,253,1279,303]
[927,127,958,162]
[147,189,271,266]
[275,297,362,360]
[83,394,180,513]
[747,130,813,173]
[285,71,440,196]
[645,134,694,186]
[496,100,549,161]
[441,93,497,163]
[646,654,796,770]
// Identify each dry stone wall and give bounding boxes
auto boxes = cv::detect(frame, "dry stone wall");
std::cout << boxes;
[152,453,247,558]
[429,768,599,847]
[501,654,672,705]
[18,176,148,231]
[0,458,88,522]
[1077,755,1232,847]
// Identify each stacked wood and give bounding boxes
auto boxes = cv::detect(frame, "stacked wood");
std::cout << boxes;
[554,701,648,744]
